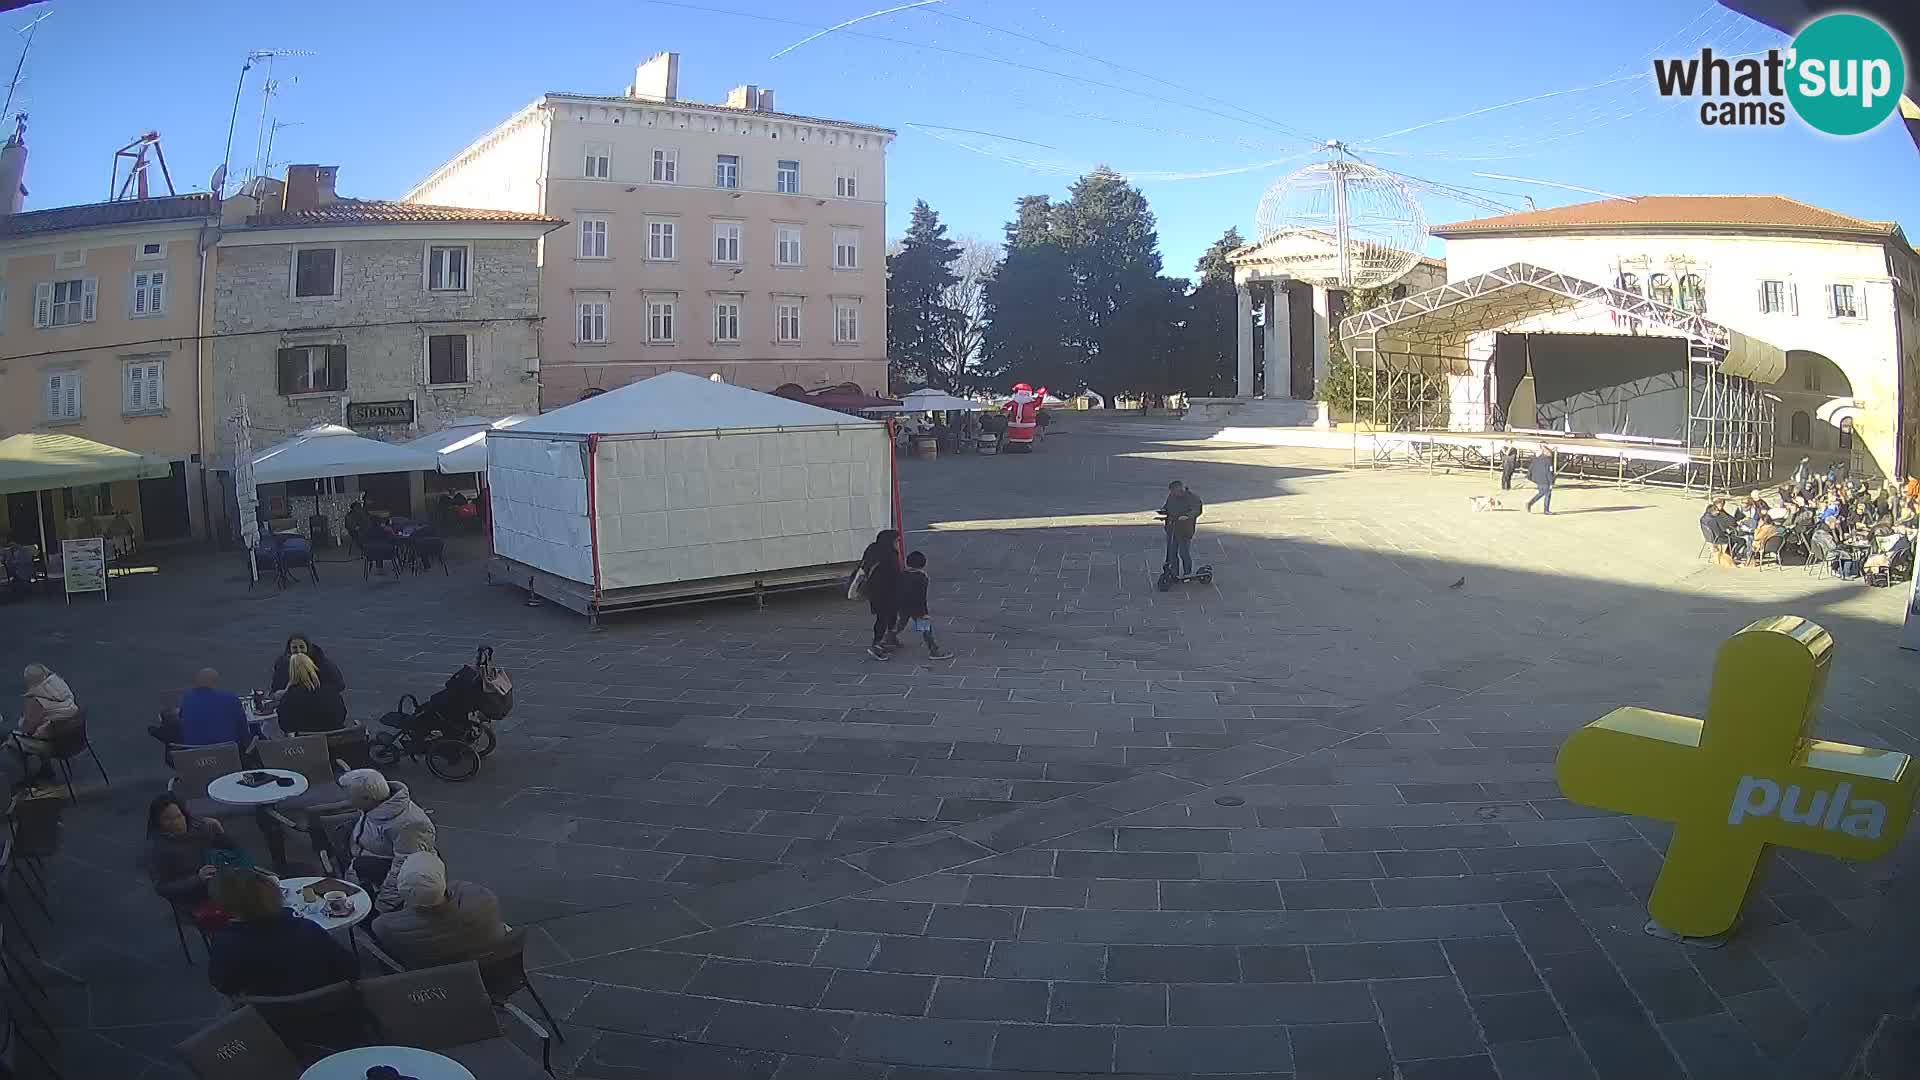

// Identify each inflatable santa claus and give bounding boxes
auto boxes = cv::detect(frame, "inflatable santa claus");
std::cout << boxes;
[1003,383,1046,453]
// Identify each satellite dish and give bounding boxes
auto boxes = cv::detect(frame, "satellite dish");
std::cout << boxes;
[1254,144,1425,290]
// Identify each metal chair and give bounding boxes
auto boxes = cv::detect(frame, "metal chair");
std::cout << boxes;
[237,979,370,1062]
[359,961,551,1077]
[478,926,566,1044]
[168,742,242,820]
[177,1005,300,1080]
[164,895,212,965]
[1754,531,1788,571]
[10,707,109,802]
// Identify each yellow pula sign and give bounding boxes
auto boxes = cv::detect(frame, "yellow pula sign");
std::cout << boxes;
[1556,616,1916,940]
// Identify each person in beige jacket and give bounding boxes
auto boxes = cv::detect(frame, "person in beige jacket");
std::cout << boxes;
[370,851,508,969]
[15,663,79,781]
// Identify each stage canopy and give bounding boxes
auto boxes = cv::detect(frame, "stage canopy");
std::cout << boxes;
[252,424,438,484]
[1338,262,1786,383]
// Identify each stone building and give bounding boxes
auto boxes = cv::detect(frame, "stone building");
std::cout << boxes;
[208,165,561,529]
[405,52,893,406]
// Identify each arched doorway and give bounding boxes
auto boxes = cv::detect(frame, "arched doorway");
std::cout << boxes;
[1776,350,1857,475]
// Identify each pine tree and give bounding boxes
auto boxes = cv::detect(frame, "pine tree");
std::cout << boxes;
[1054,167,1163,401]
[980,196,1076,392]
[885,200,962,389]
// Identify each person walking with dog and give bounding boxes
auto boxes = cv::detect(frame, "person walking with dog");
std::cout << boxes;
[1525,450,1555,515]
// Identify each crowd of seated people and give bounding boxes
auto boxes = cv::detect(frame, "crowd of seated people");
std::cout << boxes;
[1701,461,1918,578]
[142,764,510,1002]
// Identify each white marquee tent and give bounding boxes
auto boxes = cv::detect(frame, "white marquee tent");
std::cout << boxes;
[252,424,438,484]
[488,372,894,622]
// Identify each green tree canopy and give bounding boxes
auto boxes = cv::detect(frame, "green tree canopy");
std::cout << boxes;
[886,200,962,390]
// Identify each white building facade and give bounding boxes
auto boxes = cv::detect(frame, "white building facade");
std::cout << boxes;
[406,52,893,407]
[208,166,559,532]
[1433,196,1920,480]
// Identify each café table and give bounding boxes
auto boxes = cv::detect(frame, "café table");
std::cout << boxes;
[279,875,373,934]
[206,768,308,808]
[300,1045,475,1080]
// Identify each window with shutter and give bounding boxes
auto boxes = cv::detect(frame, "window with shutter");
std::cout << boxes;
[124,359,165,414]
[40,279,93,326]
[427,334,470,385]
[427,246,468,292]
[33,282,50,327]
[326,344,348,390]
[132,270,166,316]
[293,249,339,298]
[45,372,81,420]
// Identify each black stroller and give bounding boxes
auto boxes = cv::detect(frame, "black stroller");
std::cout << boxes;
[371,646,514,781]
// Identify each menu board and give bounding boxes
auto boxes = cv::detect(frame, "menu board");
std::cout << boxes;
[62,537,107,602]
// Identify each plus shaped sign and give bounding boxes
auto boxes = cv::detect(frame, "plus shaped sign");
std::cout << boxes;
[1556,616,1916,939]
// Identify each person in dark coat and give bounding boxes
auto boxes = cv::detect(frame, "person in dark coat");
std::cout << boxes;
[1160,481,1203,576]
[1499,446,1519,491]
[206,868,355,998]
[146,794,242,929]
[1525,451,1555,515]
[860,529,902,661]
[270,633,345,696]
[276,653,349,734]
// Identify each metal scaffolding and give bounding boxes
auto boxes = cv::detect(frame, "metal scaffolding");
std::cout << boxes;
[1341,263,1783,493]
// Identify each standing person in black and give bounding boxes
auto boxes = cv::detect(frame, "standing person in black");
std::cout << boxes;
[1160,481,1203,577]
[1525,451,1555,515]
[860,529,902,661]
[1499,446,1519,491]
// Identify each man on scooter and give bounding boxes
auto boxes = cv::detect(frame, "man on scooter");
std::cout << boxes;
[1160,480,1203,578]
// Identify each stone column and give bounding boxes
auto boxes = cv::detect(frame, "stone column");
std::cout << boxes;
[1310,285,1332,400]
[1235,284,1255,398]
[1264,283,1292,400]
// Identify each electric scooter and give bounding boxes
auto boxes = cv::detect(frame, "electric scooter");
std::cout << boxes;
[1155,512,1213,591]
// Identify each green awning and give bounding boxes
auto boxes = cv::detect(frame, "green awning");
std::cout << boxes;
[0,433,173,496]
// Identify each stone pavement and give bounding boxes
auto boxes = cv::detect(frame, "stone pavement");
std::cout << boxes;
[8,413,1920,1079]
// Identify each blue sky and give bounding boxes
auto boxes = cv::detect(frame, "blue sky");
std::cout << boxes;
[13,0,1918,278]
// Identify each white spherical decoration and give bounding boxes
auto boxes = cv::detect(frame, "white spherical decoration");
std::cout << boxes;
[1254,158,1426,290]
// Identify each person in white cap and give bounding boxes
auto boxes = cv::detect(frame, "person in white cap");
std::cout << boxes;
[341,769,435,893]
[368,851,507,969]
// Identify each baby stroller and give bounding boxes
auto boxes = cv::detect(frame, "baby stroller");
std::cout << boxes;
[370,646,514,782]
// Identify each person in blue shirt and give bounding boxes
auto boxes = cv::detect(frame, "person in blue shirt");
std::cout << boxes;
[149,669,252,750]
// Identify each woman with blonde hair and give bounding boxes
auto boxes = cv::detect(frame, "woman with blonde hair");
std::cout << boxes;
[276,652,347,735]
[14,663,79,782]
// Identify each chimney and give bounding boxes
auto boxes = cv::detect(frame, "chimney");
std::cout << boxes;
[0,115,27,217]
[756,89,775,113]
[627,52,679,101]
[725,84,758,109]
[282,165,338,212]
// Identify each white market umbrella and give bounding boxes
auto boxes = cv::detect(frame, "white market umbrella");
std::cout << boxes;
[251,423,437,484]
[407,415,531,475]
[869,389,984,413]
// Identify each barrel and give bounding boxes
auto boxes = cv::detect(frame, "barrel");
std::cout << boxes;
[911,434,939,460]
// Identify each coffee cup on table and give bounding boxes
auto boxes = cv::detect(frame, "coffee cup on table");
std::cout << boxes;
[323,891,351,916]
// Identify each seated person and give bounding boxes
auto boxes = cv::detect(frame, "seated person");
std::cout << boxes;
[1865,533,1913,577]
[270,633,345,696]
[374,819,437,913]
[342,769,435,896]
[277,653,348,735]
[150,669,252,750]
[1699,499,1734,548]
[369,851,507,969]
[146,794,242,931]
[206,868,356,998]
[14,663,80,782]
[1750,517,1781,561]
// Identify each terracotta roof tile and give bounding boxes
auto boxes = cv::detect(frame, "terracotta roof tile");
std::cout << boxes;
[1432,195,1898,238]
[0,193,215,238]
[246,199,561,229]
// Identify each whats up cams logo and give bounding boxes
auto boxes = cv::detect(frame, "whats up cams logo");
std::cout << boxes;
[1653,13,1907,136]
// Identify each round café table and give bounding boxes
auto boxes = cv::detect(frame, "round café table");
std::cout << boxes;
[300,1045,475,1080]
[205,768,308,807]
[278,875,374,933]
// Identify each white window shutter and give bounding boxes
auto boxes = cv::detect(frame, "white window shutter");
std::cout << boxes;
[126,365,143,411]
[1824,286,1835,318]
[47,374,61,416]
[1789,283,1799,316]
[82,279,97,322]
[1757,282,1767,312]
[34,282,51,327]
[150,364,163,407]
[67,375,80,417]
[152,271,165,312]
[1858,289,1868,322]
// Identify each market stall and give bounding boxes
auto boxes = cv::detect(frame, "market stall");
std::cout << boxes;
[487,372,895,623]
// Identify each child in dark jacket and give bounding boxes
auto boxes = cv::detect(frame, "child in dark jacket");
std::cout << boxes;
[894,551,953,660]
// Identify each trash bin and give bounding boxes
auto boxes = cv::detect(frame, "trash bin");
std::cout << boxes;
[308,514,331,548]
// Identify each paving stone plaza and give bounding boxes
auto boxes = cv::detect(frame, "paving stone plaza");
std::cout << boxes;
[15,414,1920,1079]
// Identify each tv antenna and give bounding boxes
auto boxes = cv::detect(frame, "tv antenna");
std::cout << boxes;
[1,11,52,124]
[218,47,312,197]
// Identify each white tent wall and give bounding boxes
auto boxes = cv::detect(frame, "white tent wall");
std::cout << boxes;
[488,434,593,583]
[593,426,890,591]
